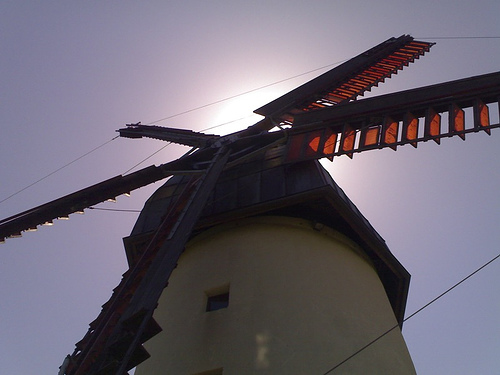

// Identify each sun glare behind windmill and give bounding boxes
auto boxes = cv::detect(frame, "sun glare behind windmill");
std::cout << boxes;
[211,90,281,135]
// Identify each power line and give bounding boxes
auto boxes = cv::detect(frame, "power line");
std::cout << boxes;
[200,114,258,132]
[122,142,172,175]
[88,207,141,213]
[0,136,119,205]
[322,250,500,374]
[148,59,348,124]
[416,36,500,40]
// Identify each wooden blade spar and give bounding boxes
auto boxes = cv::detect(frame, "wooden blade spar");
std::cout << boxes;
[0,164,176,241]
[65,147,232,375]
[118,123,220,148]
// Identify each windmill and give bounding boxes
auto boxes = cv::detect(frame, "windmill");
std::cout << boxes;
[1,34,499,374]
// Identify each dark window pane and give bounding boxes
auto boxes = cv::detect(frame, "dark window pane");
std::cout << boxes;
[206,292,229,312]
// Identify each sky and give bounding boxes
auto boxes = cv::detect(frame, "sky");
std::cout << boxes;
[1,1,499,374]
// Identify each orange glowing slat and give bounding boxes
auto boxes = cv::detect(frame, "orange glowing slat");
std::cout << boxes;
[350,77,373,86]
[376,61,399,71]
[324,94,345,104]
[336,87,358,96]
[473,99,490,135]
[400,46,423,54]
[449,103,465,140]
[307,136,321,153]
[402,112,418,148]
[360,125,380,148]
[363,69,385,79]
[322,129,338,160]
[369,65,391,75]
[305,130,324,157]
[381,116,399,150]
[393,51,415,60]
[342,81,365,90]
[341,124,356,158]
[424,107,441,144]
[309,102,325,109]
[385,55,410,66]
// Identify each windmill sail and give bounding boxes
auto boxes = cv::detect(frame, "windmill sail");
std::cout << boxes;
[254,35,434,125]
[281,71,500,162]
[0,161,186,241]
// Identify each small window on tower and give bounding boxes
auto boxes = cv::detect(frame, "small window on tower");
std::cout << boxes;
[205,284,230,312]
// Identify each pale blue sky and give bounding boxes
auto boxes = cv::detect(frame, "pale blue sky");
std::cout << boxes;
[1,1,500,374]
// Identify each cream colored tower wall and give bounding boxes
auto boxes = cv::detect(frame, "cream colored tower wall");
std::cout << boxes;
[135,216,415,375]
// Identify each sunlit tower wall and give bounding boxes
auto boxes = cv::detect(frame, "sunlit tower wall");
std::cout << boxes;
[124,153,415,374]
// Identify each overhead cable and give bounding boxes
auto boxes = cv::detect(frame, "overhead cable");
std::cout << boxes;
[148,59,348,124]
[0,136,119,205]
[88,207,141,213]
[416,36,500,40]
[122,142,172,175]
[322,250,500,374]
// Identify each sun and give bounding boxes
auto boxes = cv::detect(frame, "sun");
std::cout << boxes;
[210,89,282,135]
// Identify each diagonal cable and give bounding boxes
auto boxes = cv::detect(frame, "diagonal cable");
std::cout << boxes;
[322,251,500,374]
[0,136,119,205]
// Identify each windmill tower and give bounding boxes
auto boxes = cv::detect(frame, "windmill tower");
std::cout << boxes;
[126,157,415,374]
[1,35,499,374]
